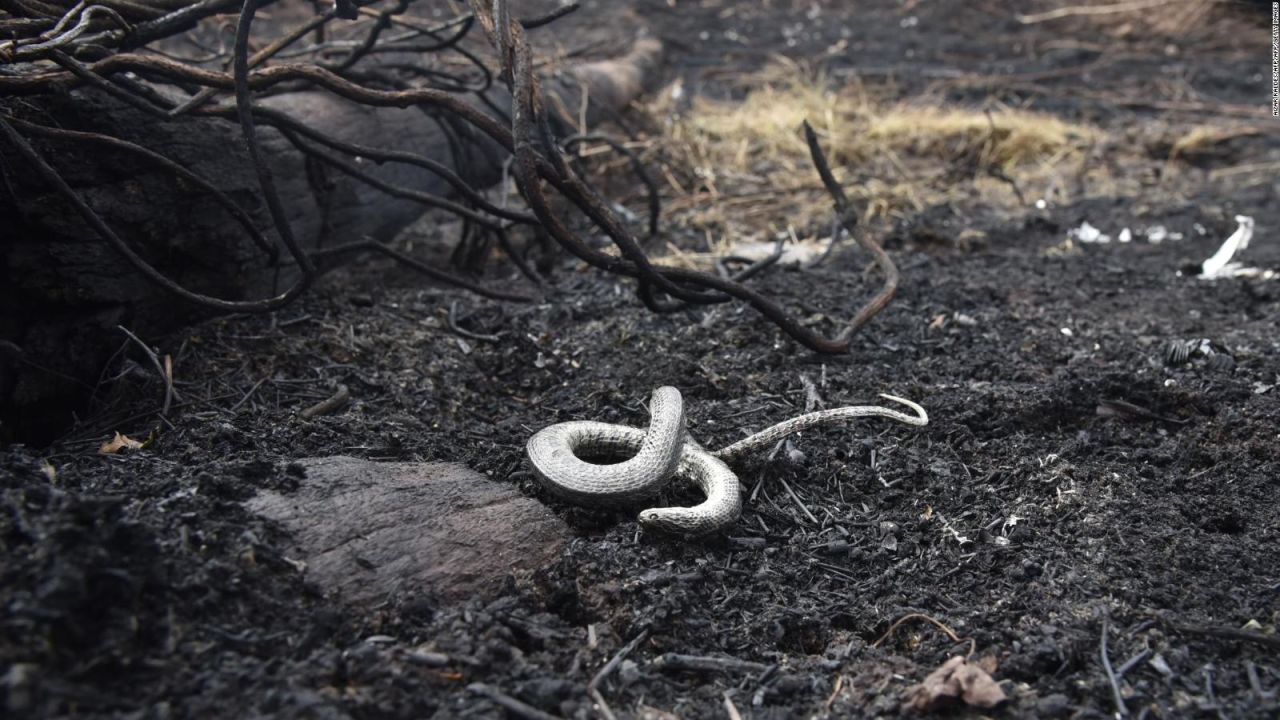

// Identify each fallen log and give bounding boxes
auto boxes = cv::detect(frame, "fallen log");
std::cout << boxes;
[0,37,664,443]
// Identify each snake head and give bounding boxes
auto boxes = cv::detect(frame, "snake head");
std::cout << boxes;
[637,507,721,536]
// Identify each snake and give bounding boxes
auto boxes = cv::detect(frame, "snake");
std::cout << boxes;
[526,386,928,535]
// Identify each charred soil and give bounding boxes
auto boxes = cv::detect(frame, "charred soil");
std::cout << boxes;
[2,1,1278,718]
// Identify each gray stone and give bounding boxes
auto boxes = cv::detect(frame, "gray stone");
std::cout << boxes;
[1037,693,1072,717]
[249,456,569,606]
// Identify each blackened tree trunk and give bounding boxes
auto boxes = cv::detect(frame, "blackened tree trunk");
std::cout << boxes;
[0,39,664,443]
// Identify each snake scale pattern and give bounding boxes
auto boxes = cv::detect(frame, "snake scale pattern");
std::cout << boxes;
[526,386,928,535]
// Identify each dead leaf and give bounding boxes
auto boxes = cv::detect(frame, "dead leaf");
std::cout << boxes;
[99,432,143,455]
[904,655,1008,712]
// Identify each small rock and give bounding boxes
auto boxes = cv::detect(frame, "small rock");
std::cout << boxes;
[248,457,571,607]
[1037,693,1071,717]
[517,678,576,711]
[407,650,450,667]
[772,675,809,696]
[820,540,850,555]
[1149,653,1173,677]
[618,659,642,686]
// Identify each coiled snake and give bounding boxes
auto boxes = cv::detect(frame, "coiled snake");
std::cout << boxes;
[526,387,928,535]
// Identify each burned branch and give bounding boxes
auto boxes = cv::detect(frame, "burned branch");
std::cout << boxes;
[1,0,907,440]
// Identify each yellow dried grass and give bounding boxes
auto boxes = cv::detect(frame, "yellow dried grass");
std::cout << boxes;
[645,61,1100,268]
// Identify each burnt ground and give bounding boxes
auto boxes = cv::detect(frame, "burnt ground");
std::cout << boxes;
[3,1,1279,718]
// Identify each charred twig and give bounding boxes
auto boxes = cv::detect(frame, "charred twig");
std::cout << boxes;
[1155,615,1280,651]
[228,377,267,413]
[563,133,661,240]
[1100,615,1129,718]
[277,125,514,230]
[325,0,410,72]
[650,653,769,675]
[1116,649,1152,677]
[1203,666,1227,720]
[802,120,900,337]
[299,384,349,419]
[68,0,247,60]
[804,212,845,269]
[1246,662,1276,701]
[982,108,1027,205]
[520,2,580,29]
[309,240,533,303]
[588,627,649,720]
[799,374,823,412]
[2,4,131,59]
[447,301,501,343]
[231,0,316,285]
[467,682,565,720]
[635,277,713,314]
[776,475,818,524]
[871,613,971,653]
[169,7,339,116]
[715,235,786,282]
[1096,399,1188,425]
[117,325,179,421]
[47,48,170,118]
[989,165,1027,205]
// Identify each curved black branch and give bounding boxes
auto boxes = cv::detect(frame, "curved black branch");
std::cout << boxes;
[563,132,661,240]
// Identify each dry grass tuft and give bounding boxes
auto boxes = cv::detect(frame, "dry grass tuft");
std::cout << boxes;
[640,61,1100,268]
[863,106,1089,171]
[1168,124,1262,161]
